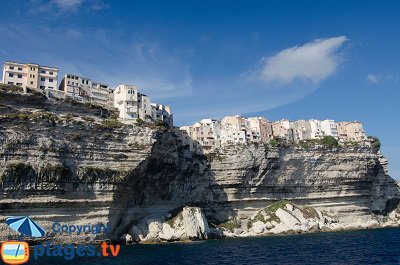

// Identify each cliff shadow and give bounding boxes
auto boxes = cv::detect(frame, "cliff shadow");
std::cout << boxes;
[107,129,231,240]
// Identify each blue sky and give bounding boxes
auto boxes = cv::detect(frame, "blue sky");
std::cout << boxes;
[0,0,399,179]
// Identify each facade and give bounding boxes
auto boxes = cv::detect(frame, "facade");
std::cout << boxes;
[292,120,311,141]
[179,119,220,152]
[309,119,324,139]
[58,74,110,106]
[246,117,272,142]
[112,85,169,126]
[337,121,366,142]
[113,85,140,121]
[2,61,58,92]
[321,120,339,138]
[271,119,295,141]
[151,103,173,128]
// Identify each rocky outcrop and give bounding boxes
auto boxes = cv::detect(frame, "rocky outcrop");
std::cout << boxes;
[0,86,399,244]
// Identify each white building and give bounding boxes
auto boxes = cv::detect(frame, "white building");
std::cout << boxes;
[309,119,324,139]
[113,85,169,126]
[151,103,173,128]
[2,61,58,92]
[321,120,339,138]
[58,74,110,106]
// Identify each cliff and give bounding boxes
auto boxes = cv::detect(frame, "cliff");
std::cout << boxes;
[0,85,399,243]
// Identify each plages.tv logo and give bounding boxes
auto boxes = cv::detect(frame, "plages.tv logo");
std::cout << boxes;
[1,216,121,264]
[1,216,43,264]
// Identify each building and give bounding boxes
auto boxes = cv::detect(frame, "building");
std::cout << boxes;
[271,119,295,141]
[151,103,173,128]
[58,74,110,106]
[179,119,220,152]
[113,84,160,123]
[321,120,339,138]
[337,121,366,142]
[292,120,311,141]
[2,61,58,92]
[246,117,272,142]
[309,119,324,139]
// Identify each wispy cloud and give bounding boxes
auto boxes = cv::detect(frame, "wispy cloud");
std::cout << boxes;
[29,0,109,14]
[251,36,348,84]
[367,74,379,84]
[0,24,191,100]
[52,0,84,10]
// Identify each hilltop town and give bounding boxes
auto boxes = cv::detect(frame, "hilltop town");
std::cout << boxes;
[2,60,373,155]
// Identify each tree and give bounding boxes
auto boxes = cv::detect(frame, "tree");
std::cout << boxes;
[368,136,381,150]
[320,136,339,148]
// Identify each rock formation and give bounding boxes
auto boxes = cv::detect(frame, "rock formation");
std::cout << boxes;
[0,85,399,244]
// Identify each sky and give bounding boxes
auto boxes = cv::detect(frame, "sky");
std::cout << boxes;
[0,0,399,179]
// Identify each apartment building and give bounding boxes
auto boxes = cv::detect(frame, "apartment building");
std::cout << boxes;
[292,120,311,141]
[2,61,58,92]
[151,103,173,128]
[337,121,366,142]
[246,117,272,142]
[271,119,295,141]
[180,119,220,152]
[309,119,324,139]
[58,74,110,106]
[321,120,339,138]
[113,85,155,122]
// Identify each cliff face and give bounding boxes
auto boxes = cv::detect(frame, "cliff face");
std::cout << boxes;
[0,86,399,243]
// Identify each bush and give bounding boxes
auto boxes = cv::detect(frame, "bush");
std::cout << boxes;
[100,118,123,129]
[136,118,145,126]
[319,136,339,148]
[368,136,381,150]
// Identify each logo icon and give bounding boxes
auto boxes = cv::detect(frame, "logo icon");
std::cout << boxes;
[1,241,29,264]
[6,216,46,238]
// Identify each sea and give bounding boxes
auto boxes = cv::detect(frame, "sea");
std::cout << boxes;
[27,228,400,265]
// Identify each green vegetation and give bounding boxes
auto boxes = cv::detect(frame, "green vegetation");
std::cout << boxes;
[1,112,59,123]
[79,166,122,183]
[266,200,290,213]
[39,164,70,182]
[368,136,381,150]
[100,118,123,129]
[301,206,319,219]
[1,163,35,183]
[206,152,224,162]
[136,118,145,126]
[218,219,241,232]
[319,136,339,148]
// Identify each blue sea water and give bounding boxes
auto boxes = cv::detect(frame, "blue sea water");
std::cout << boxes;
[27,228,400,265]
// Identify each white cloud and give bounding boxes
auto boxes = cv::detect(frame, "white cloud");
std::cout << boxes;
[52,0,84,10]
[253,36,348,84]
[367,74,379,84]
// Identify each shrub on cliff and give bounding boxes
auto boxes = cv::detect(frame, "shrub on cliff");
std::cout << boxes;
[99,118,123,129]
[319,136,339,148]
[368,136,381,150]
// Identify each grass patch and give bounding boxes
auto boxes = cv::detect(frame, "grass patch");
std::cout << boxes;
[218,219,241,232]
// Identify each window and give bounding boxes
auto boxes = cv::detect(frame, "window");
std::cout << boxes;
[41,70,46,74]
[9,73,13,77]
[49,79,53,82]
[48,86,53,89]
[67,81,70,84]
[40,86,45,89]
[30,81,33,85]
[9,66,14,70]
[16,83,22,86]
[49,72,53,75]
[17,74,22,78]
[8,82,13,85]
[18,67,23,71]
[41,77,45,81]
